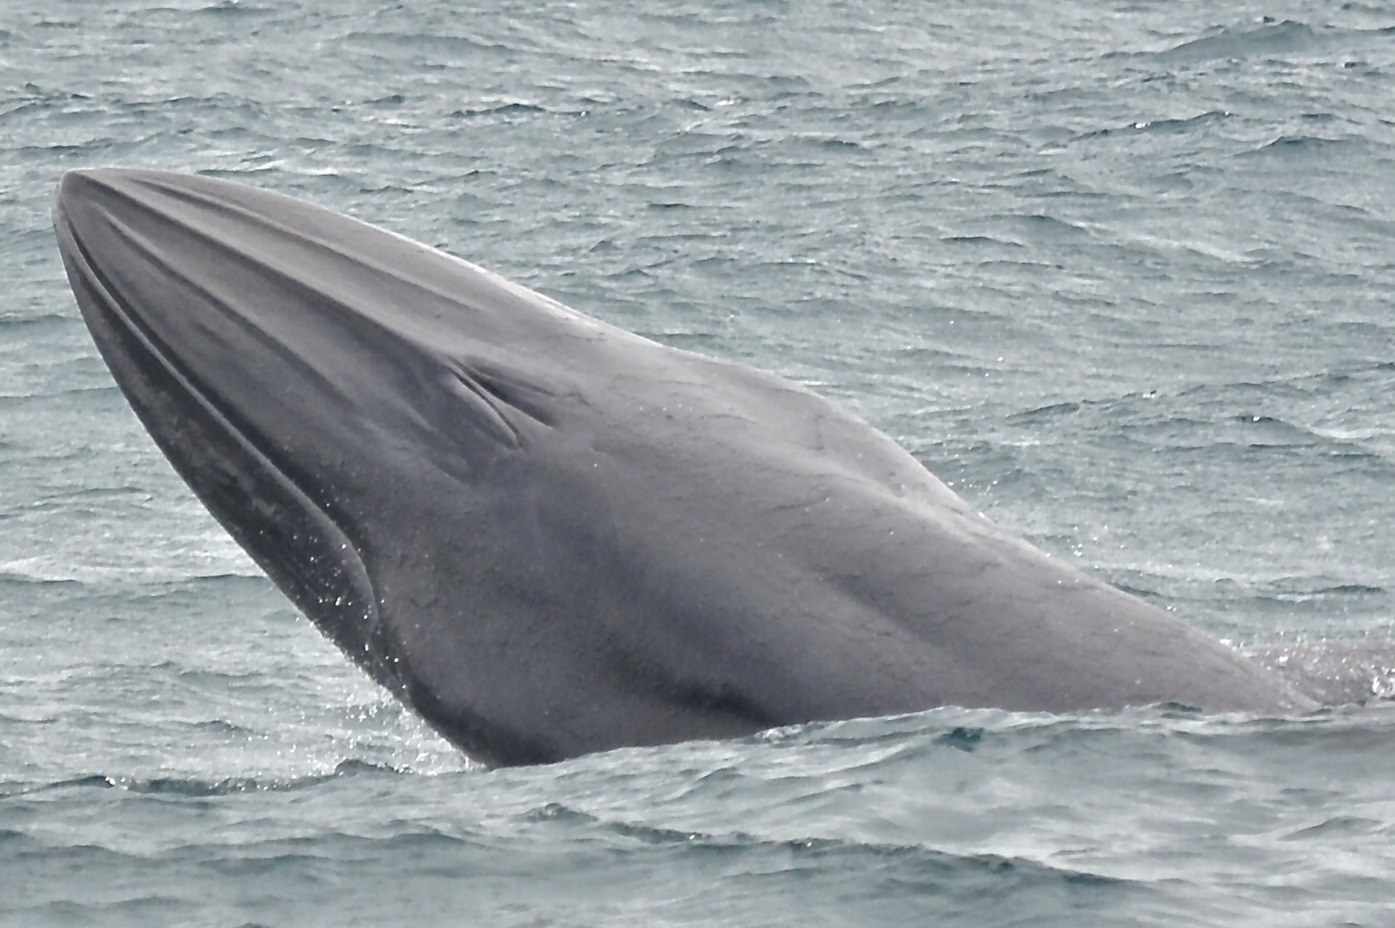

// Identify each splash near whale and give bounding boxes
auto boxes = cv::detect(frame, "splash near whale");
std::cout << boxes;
[51,169,1312,766]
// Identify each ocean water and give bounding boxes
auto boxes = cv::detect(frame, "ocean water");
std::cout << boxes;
[4,0,1395,924]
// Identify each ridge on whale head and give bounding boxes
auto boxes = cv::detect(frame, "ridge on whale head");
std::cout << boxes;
[51,168,1314,766]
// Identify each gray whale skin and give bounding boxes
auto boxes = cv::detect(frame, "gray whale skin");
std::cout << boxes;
[51,168,1313,766]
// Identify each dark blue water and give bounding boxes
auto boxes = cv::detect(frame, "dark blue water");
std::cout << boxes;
[4,1,1395,924]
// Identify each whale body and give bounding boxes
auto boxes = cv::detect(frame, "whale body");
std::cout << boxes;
[52,168,1312,766]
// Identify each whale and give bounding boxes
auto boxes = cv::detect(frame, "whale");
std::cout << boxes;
[51,168,1314,766]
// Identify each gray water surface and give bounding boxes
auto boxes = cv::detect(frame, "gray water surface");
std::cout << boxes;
[4,1,1395,924]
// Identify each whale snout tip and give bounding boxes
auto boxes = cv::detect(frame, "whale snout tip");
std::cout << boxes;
[53,168,110,233]
[53,167,150,216]
[52,168,165,261]
[55,167,103,206]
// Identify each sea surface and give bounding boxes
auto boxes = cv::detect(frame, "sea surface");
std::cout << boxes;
[4,1,1395,924]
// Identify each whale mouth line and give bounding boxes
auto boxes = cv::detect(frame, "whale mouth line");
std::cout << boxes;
[55,195,386,665]
[59,203,307,517]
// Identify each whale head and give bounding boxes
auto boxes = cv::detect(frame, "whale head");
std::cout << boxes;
[52,169,618,762]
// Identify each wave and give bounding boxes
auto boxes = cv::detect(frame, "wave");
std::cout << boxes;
[1,758,424,801]
[1155,20,1323,65]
